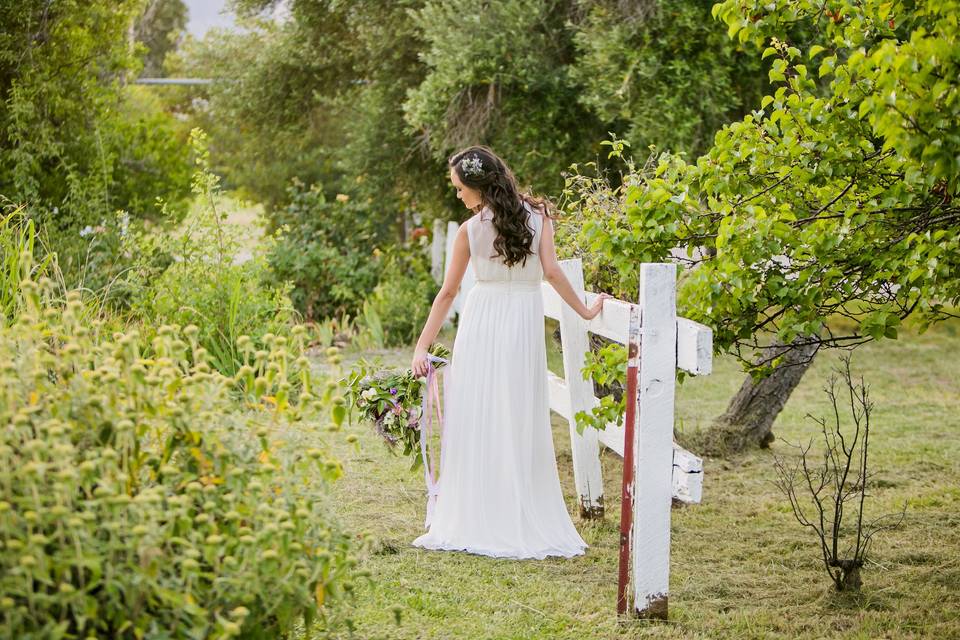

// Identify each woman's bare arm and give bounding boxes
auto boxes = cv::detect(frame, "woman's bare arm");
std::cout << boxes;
[412,222,470,374]
[539,213,609,320]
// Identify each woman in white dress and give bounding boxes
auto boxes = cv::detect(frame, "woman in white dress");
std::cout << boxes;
[410,145,611,560]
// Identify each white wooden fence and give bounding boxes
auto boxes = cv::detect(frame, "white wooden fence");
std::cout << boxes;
[432,220,712,618]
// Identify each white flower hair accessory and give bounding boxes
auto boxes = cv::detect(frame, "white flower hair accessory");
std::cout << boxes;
[459,154,484,178]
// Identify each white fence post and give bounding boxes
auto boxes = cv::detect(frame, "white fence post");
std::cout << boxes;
[431,218,446,285]
[631,263,677,619]
[557,259,605,518]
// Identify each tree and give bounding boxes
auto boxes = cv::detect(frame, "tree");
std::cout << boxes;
[565,0,959,451]
[0,1,193,286]
[169,0,437,218]
[169,0,780,322]
[176,0,767,214]
[569,0,767,157]
[132,0,188,76]
[403,0,606,199]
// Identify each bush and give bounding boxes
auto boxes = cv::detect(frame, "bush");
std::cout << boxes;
[265,180,390,322]
[124,130,298,377]
[0,269,362,638]
[360,241,438,348]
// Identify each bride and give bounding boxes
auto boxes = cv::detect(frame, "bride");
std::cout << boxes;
[409,145,610,560]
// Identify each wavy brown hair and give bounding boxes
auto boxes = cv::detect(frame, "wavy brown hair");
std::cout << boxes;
[448,145,555,268]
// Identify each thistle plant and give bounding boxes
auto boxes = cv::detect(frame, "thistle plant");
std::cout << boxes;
[0,263,363,638]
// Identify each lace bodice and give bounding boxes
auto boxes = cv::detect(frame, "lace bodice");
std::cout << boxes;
[465,201,544,283]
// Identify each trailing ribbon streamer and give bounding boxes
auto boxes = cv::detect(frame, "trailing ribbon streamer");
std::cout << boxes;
[420,352,449,529]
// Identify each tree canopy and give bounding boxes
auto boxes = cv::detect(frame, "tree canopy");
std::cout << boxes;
[0,0,192,284]
[569,0,958,373]
[172,0,769,221]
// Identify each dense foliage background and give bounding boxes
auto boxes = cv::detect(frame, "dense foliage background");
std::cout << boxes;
[1,0,956,635]
[163,0,771,321]
[0,1,194,289]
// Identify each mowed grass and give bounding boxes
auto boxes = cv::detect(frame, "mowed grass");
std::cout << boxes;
[313,319,960,639]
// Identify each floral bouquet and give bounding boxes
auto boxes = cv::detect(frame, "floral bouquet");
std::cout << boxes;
[344,342,451,472]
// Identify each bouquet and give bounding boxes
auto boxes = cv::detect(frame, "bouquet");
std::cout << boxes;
[345,342,451,472]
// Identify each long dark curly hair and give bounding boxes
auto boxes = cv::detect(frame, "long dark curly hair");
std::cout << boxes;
[448,145,556,268]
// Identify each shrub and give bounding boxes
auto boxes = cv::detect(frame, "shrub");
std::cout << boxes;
[0,207,54,325]
[125,130,298,377]
[0,270,362,638]
[773,354,906,592]
[265,180,390,322]
[360,241,438,348]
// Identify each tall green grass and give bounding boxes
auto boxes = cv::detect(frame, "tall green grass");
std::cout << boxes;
[0,208,53,324]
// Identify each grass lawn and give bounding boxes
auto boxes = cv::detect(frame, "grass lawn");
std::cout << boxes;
[314,319,960,639]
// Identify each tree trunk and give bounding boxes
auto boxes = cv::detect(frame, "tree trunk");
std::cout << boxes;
[832,559,863,592]
[552,327,623,401]
[702,336,821,454]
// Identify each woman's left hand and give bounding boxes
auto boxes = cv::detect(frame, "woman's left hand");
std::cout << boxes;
[583,293,613,320]
[411,347,430,377]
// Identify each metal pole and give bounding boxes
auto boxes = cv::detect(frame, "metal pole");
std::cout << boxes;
[616,303,641,615]
[132,78,213,85]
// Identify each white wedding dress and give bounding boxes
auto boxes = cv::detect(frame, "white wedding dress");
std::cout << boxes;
[412,200,589,560]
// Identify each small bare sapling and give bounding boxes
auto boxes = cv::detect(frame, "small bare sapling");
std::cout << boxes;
[773,353,905,591]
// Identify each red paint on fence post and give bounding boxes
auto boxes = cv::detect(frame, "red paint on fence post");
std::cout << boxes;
[616,303,641,615]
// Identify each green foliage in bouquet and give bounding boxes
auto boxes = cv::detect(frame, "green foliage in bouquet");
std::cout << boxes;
[0,262,363,638]
[344,343,451,472]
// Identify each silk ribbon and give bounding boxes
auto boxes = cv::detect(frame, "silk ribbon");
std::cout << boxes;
[420,353,449,529]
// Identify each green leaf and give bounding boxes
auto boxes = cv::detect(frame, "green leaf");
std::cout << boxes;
[727,18,743,40]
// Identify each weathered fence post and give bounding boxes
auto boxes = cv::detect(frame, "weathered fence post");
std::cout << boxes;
[430,219,446,285]
[557,258,605,518]
[631,263,678,619]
